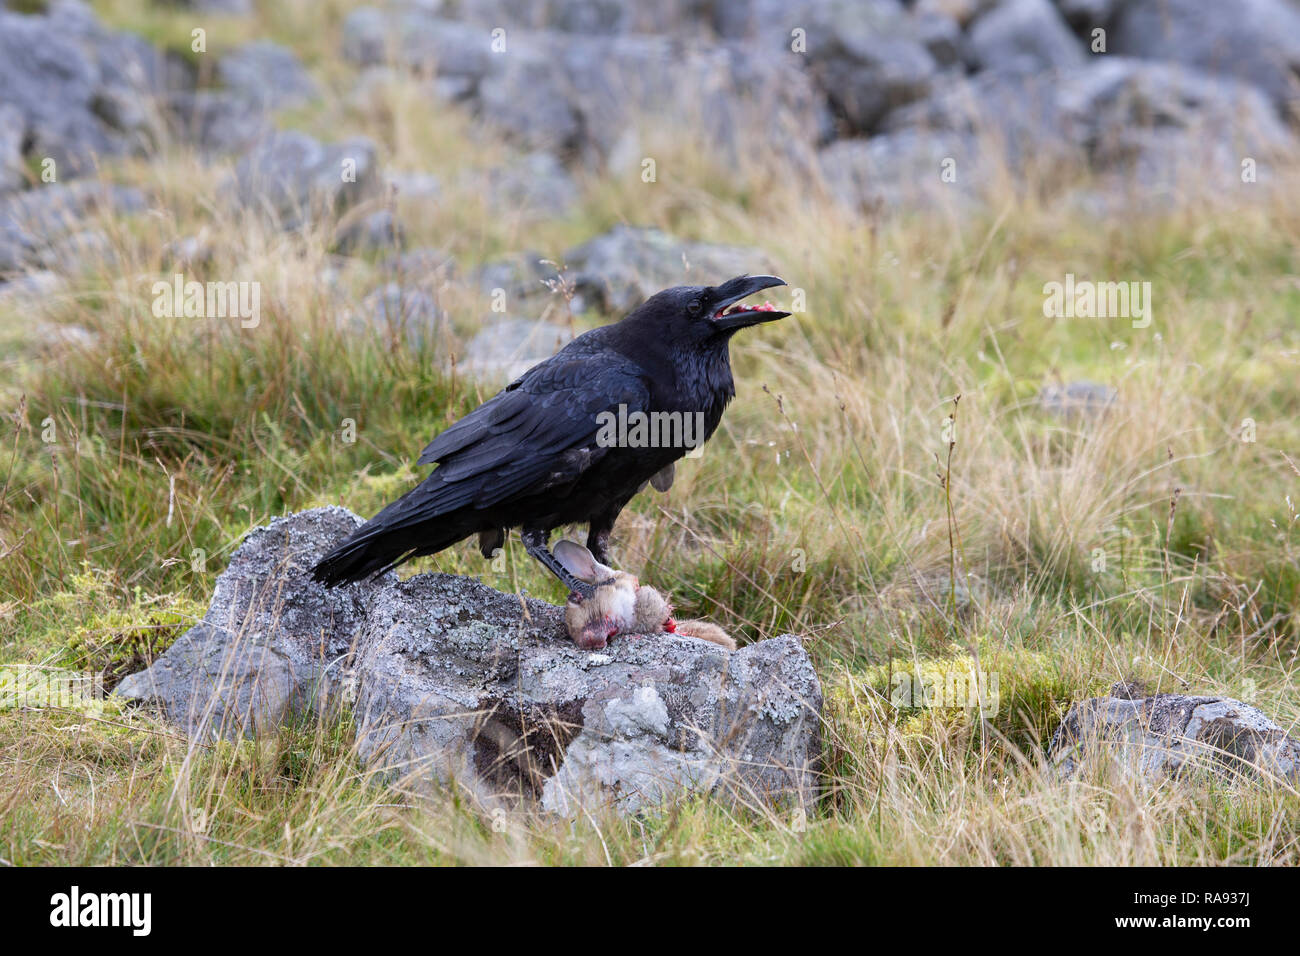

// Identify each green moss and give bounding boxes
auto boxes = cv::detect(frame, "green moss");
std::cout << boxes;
[43,573,205,690]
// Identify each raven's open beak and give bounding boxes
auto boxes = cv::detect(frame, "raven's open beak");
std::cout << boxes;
[709,274,790,331]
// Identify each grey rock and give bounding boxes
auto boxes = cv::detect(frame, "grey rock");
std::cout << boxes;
[883,67,1062,161]
[460,316,574,381]
[351,282,449,348]
[116,507,822,813]
[1037,381,1117,419]
[0,181,144,275]
[562,225,775,315]
[0,269,66,305]
[1055,58,1292,167]
[1112,0,1300,117]
[967,0,1085,74]
[162,233,214,268]
[0,103,25,195]
[473,250,554,295]
[911,11,964,68]
[1055,0,1116,29]
[885,59,1292,185]
[32,318,97,350]
[0,3,168,177]
[115,507,377,739]
[386,170,442,201]
[1050,693,1300,787]
[35,228,115,274]
[334,208,403,254]
[165,90,273,154]
[217,40,318,110]
[342,7,490,76]
[230,131,381,229]
[441,0,695,35]
[469,151,580,219]
[470,251,574,319]
[380,246,457,285]
[341,9,818,166]
[800,0,938,134]
[819,130,983,211]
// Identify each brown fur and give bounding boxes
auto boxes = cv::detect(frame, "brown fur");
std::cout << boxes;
[555,540,736,651]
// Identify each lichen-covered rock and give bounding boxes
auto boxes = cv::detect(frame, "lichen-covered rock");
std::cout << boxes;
[116,507,823,815]
[1049,692,1300,787]
[115,507,377,738]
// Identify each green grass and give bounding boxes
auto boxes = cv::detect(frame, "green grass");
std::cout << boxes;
[0,0,1298,866]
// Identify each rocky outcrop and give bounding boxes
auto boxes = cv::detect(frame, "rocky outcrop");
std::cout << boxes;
[1111,0,1300,117]
[115,507,823,815]
[879,57,1290,194]
[340,6,820,166]
[966,0,1085,74]
[0,1,170,179]
[0,181,145,276]
[469,226,778,320]
[1050,691,1300,787]
[227,131,381,230]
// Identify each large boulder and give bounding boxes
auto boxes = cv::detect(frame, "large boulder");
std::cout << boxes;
[228,131,381,229]
[165,90,273,155]
[216,40,318,111]
[797,0,939,135]
[562,225,778,315]
[0,181,145,276]
[116,507,823,814]
[0,104,26,196]
[341,7,819,166]
[966,0,1085,74]
[165,41,316,154]
[1050,690,1300,787]
[116,508,373,738]
[471,227,777,318]
[883,58,1292,186]
[0,1,170,178]
[1111,0,1300,118]
[818,130,983,211]
[458,317,575,382]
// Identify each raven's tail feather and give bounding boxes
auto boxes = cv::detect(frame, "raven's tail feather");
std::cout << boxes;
[310,509,480,587]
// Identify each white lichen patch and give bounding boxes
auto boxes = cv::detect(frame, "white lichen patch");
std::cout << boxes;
[604,685,670,737]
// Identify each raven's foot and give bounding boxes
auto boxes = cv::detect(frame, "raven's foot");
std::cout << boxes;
[522,528,605,598]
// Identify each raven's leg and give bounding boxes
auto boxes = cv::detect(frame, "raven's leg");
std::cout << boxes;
[585,507,620,566]
[521,527,597,598]
[477,527,505,559]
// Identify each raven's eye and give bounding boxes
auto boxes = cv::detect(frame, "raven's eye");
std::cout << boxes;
[687,299,702,316]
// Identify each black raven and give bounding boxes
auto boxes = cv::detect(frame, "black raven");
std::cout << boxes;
[311,274,789,594]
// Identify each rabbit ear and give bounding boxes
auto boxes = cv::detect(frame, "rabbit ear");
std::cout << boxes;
[554,539,603,583]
